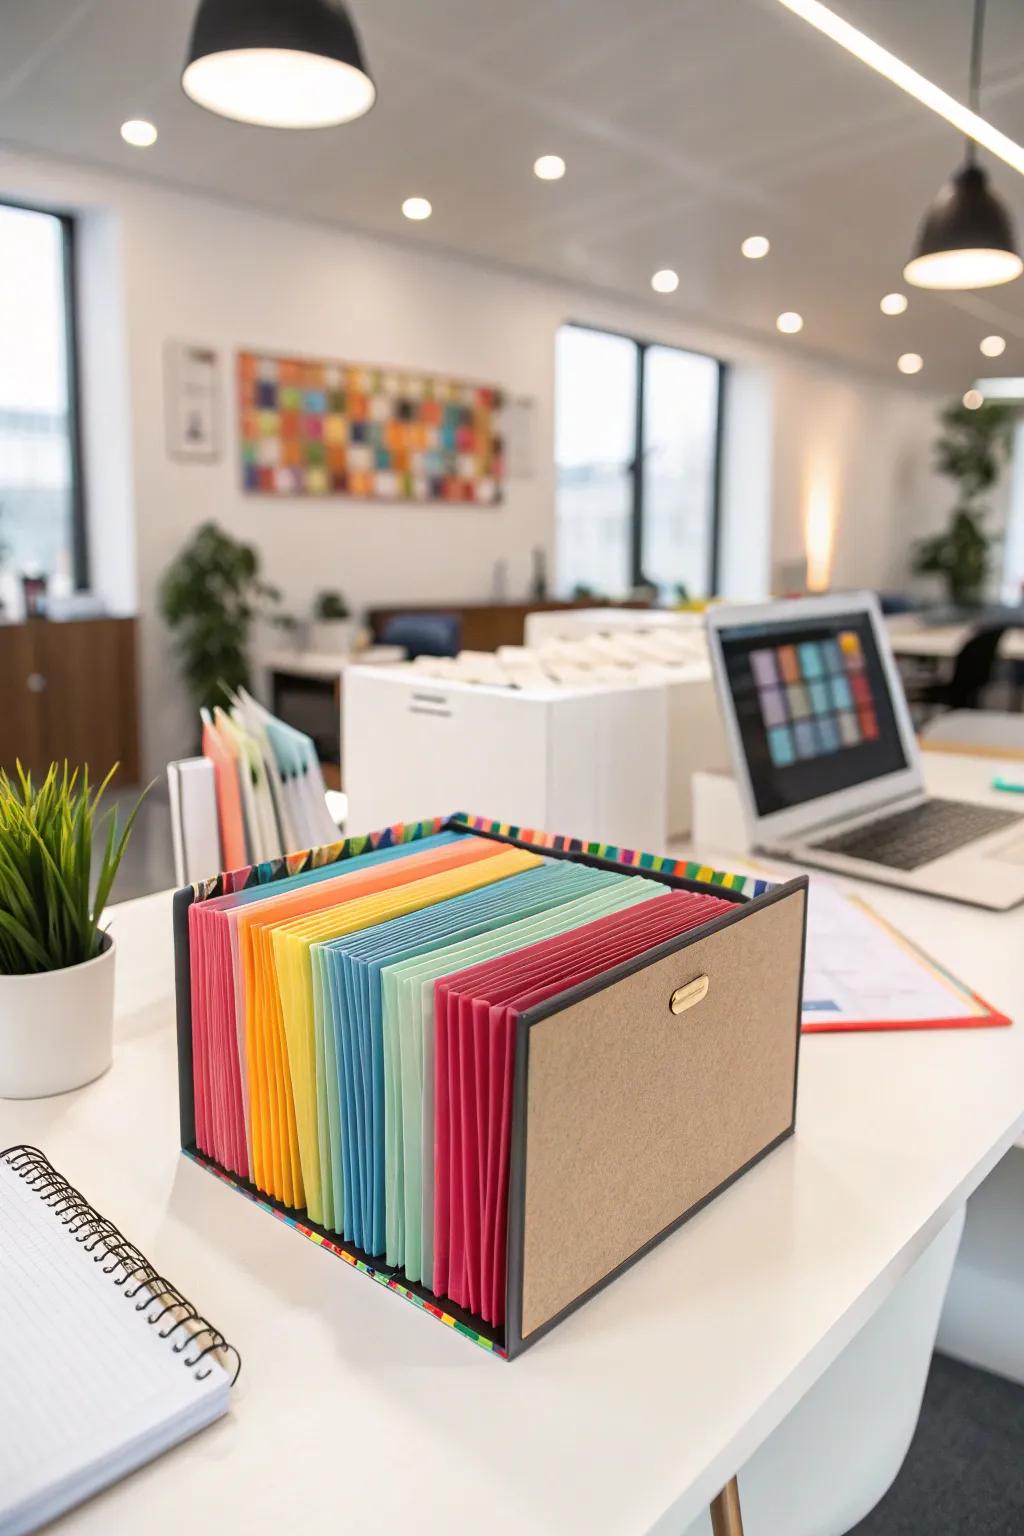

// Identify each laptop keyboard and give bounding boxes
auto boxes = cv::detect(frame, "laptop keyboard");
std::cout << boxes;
[809,797,1023,872]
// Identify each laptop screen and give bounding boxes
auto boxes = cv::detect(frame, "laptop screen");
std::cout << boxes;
[716,608,909,818]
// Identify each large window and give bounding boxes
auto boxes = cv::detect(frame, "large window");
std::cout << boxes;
[555,324,722,601]
[0,202,85,598]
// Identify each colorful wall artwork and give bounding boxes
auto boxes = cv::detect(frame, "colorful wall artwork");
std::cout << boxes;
[238,350,504,504]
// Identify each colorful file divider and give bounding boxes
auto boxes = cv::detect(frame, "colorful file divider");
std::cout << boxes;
[175,813,807,1358]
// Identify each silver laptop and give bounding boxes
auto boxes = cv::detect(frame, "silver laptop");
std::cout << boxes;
[706,592,1024,910]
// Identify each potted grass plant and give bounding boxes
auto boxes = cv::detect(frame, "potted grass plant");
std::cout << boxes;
[0,762,145,1098]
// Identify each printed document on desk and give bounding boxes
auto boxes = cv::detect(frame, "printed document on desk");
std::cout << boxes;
[802,880,1010,1033]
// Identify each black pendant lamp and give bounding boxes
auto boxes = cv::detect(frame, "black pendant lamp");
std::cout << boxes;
[904,0,1021,290]
[182,0,375,129]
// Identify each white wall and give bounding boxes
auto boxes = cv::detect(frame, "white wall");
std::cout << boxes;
[1003,419,1024,602]
[0,147,952,777]
[769,364,952,597]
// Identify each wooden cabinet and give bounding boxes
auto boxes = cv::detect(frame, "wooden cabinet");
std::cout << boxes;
[0,618,140,784]
[366,600,649,653]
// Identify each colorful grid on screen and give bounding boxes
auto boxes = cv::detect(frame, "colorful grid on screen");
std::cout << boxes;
[238,351,504,504]
[751,631,879,768]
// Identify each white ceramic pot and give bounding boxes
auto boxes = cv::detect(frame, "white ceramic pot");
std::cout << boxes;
[308,618,358,656]
[0,934,115,1099]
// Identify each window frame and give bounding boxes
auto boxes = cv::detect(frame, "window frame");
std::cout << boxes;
[0,197,89,590]
[560,321,726,598]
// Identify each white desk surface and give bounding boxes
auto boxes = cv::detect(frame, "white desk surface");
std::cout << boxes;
[886,619,1024,661]
[4,750,1024,1536]
[262,645,406,677]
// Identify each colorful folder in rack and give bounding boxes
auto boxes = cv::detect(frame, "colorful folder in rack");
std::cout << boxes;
[174,813,808,1359]
[196,691,340,881]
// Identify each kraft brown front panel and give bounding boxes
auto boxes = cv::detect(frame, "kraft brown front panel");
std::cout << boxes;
[519,888,805,1339]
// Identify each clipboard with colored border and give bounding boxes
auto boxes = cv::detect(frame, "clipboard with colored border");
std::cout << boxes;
[801,889,1011,1034]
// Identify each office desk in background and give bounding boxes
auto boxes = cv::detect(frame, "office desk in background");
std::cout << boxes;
[3,762,1022,1536]
[263,646,405,789]
[366,599,649,653]
[886,619,1024,663]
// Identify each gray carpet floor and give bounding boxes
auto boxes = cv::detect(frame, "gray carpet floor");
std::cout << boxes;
[850,1354,1024,1535]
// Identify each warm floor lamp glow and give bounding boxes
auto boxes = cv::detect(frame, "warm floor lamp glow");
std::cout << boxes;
[804,469,837,592]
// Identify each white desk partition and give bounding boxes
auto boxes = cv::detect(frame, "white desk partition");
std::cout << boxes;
[523,606,706,647]
[342,664,668,851]
[166,757,221,886]
[520,611,729,834]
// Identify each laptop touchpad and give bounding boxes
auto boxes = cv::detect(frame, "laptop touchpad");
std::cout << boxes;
[984,832,1024,865]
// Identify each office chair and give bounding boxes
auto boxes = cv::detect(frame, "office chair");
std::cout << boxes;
[378,612,462,659]
[876,591,917,615]
[906,625,1006,721]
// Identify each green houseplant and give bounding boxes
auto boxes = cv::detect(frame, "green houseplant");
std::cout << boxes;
[313,589,351,622]
[913,399,1014,606]
[309,587,359,655]
[0,762,146,1097]
[160,522,290,715]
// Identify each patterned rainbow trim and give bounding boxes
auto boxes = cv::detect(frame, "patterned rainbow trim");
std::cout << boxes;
[183,1148,505,1358]
[448,812,772,897]
[189,809,768,903]
[191,815,448,901]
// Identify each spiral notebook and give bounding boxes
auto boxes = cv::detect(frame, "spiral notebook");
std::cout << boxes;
[0,1147,239,1536]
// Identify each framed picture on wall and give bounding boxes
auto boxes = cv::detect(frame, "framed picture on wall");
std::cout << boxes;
[165,341,220,462]
[238,348,505,504]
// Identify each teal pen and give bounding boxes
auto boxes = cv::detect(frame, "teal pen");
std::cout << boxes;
[992,775,1024,795]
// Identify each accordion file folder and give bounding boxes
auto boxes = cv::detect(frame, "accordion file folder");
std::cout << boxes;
[173,813,808,1359]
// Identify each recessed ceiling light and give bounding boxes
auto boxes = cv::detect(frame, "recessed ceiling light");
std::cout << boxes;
[897,352,924,374]
[120,118,158,147]
[776,311,803,334]
[401,196,432,221]
[880,292,908,315]
[533,154,566,181]
[963,388,985,409]
[980,334,1006,357]
[651,269,679,294]
[741,235,770,259]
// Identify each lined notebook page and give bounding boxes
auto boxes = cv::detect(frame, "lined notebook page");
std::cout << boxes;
[0,1159,229,1536]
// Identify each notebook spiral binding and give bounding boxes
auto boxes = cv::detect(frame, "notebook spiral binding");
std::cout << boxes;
[1,1145,241,1386]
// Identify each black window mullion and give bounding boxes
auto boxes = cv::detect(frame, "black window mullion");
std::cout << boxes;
[630,341,646,589]
[561,321,724,599]
[60,212,89,590]
[708,360,727,597]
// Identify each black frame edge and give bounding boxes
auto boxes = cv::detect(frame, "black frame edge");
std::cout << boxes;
[173,887,197,1150]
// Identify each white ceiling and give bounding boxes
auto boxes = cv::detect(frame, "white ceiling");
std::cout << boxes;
[3,0,1024,390]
